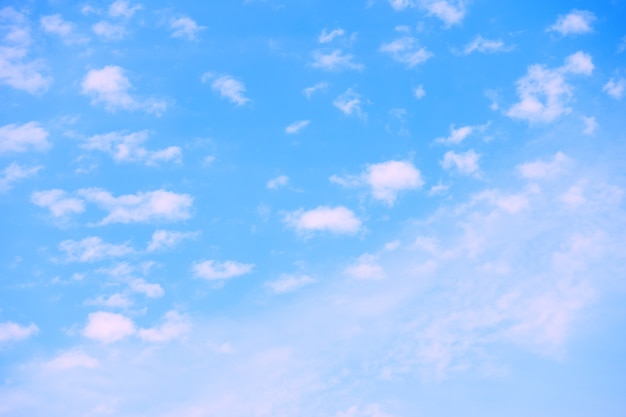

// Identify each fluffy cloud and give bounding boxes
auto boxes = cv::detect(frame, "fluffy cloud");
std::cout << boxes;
[507,51,594,123]
[517,151,571,180]
[414,85,426,99]
[435,123,486,145]
[0,7,52,93]
[0,163,41,192]
[192,260,255,281]
[441,150,480,175]
[170,17,205,40]
[138,311,190,342]
[0,122,50,153]
[108,0,143,18]
[284,206,361,234]
[46,351,100,371]
[202,73,250,106]
[318,28,345,43]
[267,175,289,190]
[345,254,386,280]
[146,230,199,252]
[128,278,164,298]
[92,21,127,41]
[59,237,134,262]
[311,50,363,71]
[285,120,310,134]
[548,10,595,36]
[603,78,625,99]
[333,88,365,118]
[31,189,85,218]
[462,35,511,55]
[380,36,432,67]
[78,188,194,224]
[81,66,167,114]
[264,274,317,294]
[82,311,135,343]
[0,321,38,343]
[331,160,423,205]
[82,130,182,165]
[387,0,466,27]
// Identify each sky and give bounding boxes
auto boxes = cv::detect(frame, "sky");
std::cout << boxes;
[1,0,626,416]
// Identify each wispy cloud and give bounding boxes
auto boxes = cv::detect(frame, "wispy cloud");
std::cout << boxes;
[202,73,251,105]
[285,120,310,134]
[548,9,595,36]
[284,206,361,235]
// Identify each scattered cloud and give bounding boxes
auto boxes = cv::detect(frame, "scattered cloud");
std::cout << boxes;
[435,123,487,145]
[319,28,345,43]
[441,150,480,175]
[192,260,255,281]
[285,120,310,134]
[423,0,466,27]
[82,130,182,165]
[507,51,594,123]
[81,66,167,114]
[138,311,190,342]
[0,321,38,343]
[84,293,133,309]
[331,160,423,205]
[170,17,205,40]
[0,122,50,153]
[264,274,317,294]
[92,21,127,41]
[380,36,432,67]
[345,254,386,279]
[548,10,595,36]
[46,351,100,371]
[0,163,41,192]
[462,35,511,54]
[414,84,426,99]
[311,50,363,71]
[582,116,597,135]
[146,230,199,252]
[31,189,85,218]
[108,0,143,18]
[82,311,135,343]
[284,206,361,234]
[603,78,625,99]
[202,73,251,105]
[333,88,366,118]
[267,175,289,189]
[40,14,86,44]
[128,278,164,298]
[517,151,570,180]
[303,82,327,98]
[59,237,134,262]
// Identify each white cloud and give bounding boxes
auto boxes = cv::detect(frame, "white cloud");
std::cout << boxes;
[138,311,190,342]
[92,21,127,41]
[170,17,205,40]
[46,351,100,371]
[82,311,135,343]
[319,28,345,43]
[202,73,250,106]
[192,260,255,281]
[462,35,510,54]
[129,278,164,298]
[0,122,49,153]
[108,0,143,18]
[388,0,413,10]
[0,321,38,343]
[517,151,571,180]
[0,163,41,192]
[146,230,199,252]
[423,0,466,27]
[82,130,182,165]
[81,66,166,114]
[285,120,310,134]
[0,8,52,93]
[267,175,289,190]
[331,160,423,205]
[284,206,361,234]
[303,82,327,98]
[31,189,85,218]
[582,116,597,135]
[311,50,363,71]
[435,124,484,145]
[264,274,317,294]
[333,88,365,118]
[548,10,595,36]
[84,293,133,309]
[78,188,194,225]
[414,84,426,99]
[441,150,480,175]
[603,78,625,100]
[40,14,74,39]
[380,36,432,67]
[345,254,386,280]
[59,237,134,262]
[507,51,594,123]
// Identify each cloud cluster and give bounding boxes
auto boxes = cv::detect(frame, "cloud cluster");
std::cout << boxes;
[284,206,361,234]
[82,130,182,165]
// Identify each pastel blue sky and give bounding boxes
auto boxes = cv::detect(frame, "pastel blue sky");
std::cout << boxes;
[1,1,626,416]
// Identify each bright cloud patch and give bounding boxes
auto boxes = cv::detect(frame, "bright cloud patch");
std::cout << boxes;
[0,122,49,154]
[603,78,625,99]
[517,151,571,180]
[31,189,85,218]
[46,351,100,371]
[0,321,38,343]
[380,36,432,67]
[285,120,310,134]
[345,254,386,280]
[264,274,317,294]
[319,28,345,43]
[463,35,511,54]
[108,0,143,18]
[82,311,135,343]
[192,260,255,281]
[146,230,199,252]
[92,21,127,40]
[548,10,595,36]
[59,237,134,262]
[435,124,484,145]
[333,88,365,117]
[82,130,181,165]
[441,150,480,175]
[170,17,205,40]
[267,175,289,190]
[202,73,250,106]
[0,163,41,192]
[284,206,361,234]
[311,50,363,71]
[423,0,466,27]
[138,311,190,342]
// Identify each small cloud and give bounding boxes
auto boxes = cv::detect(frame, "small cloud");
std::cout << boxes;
[31,189,85,218]
[108,0,143,18]
[202,73,251,106]
[303,82,328,98]
[82,130,181,165]
[582,116,597,135]
[0,122,50,154]
[46,350,100,371]
[311,50,363,71]
[0,163,41,192]
[84,293,133,309]
[603,78,625,100]
[380,36,432,67]
[267,175,289,190]
[462,35,511,55]
[192,260,254,281]
[146,230,199,252]
[138,311,190,343]
[128,278,164,298]
[424,0,466,27]
[82,311,135,343]
[517,151,570,180]
[92,21,127,41]
[284,206,361,235]
[59,237,134,263]
[345,254,385,280]
[264,274,316,294]
[285,120,310,134]
[40,14,86,44]
[318,28,345,43]
[414,85,426,99]
[0,321,38,343]
[435,123,487,145]
[441,150,480,175]
[548,9,595,36]
[170,17,205,40]
[333,88,366,118]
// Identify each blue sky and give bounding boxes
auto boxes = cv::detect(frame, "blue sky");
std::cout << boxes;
[1,0,626,416]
